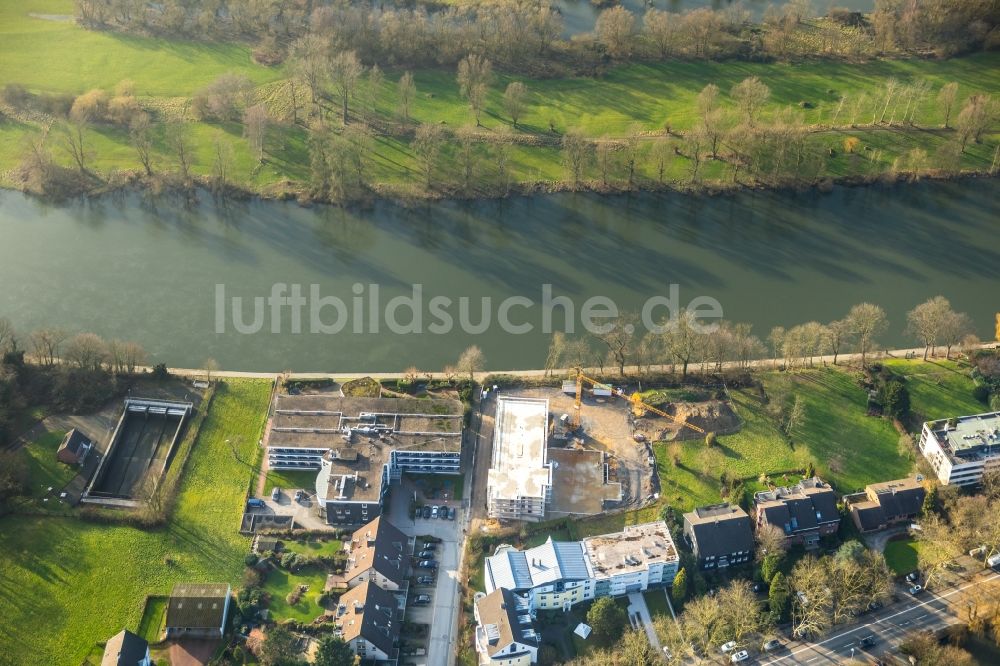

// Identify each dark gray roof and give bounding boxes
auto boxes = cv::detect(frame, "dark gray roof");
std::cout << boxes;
[101,629,148,666]
[852,502,887,532]
[166,583,230,629]
[349,517,410,587]
[683,504,754,559]
[58,429,91,456]
[868,479,925,520]
[754,478,839,536]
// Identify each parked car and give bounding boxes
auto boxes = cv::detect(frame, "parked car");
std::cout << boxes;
[416,576,434,585]
[431,505,440,519]
[448,507,457,520]
[762,639,782,652]
[246,498,264,508]
[906,571,920,583]
[908,584,924,595]
[271,487,281,501]
[413,594,431,605]
[418,550,435,559]
[420,542,438,551]
[418,560,438,569]
[730,650,749,663]
[422,506,431,519]
[720,641,737,654]
[858,635,877,648]
[294,489,305,502]
[868,600,883,611]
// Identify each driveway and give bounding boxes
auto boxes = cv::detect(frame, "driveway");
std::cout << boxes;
[627,592,663,655]
[863,525,909,553]
[167,639,219,666]
[387,479,462,666]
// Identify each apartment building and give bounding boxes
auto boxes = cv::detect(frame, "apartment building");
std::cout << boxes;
[919,411,1000,486]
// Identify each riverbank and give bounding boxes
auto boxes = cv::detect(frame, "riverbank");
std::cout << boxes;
[2,0,999,204]
[152,344,996,381]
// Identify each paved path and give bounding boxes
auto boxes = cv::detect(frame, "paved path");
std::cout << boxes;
[760,571,1000,665]
[627,592,663,655]
[387,480,462,666]
[108,344,994,381]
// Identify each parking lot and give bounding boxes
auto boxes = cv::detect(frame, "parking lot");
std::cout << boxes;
[244,485,330,532]
[387,478,463,666]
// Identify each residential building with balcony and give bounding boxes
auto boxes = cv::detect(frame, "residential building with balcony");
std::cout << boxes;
[474,588,540,666]
[753,477,840,549]
[487,397,552,522]
[682,503,755,570]
[919,411,1000,486]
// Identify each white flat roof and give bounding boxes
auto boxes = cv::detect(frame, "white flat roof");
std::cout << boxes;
[488,397,551,502]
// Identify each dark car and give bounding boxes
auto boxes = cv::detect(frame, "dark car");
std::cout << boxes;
[422,506,431,519]
[448,507,457,520]
[416,575,434,585]
[418,559,438,569]
[906,571,920,583]
[412,594,431,605]
[858,635,877,649]
[418,550,435,559]
[420,542,438,551]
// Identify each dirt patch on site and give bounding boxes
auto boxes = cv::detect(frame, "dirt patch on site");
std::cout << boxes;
[633,400,741,442]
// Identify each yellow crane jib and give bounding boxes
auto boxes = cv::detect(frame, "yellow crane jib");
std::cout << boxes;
[570,368,705,435]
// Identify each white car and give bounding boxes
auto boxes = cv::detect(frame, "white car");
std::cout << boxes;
[721,641,737,654]
[731,650,750,663]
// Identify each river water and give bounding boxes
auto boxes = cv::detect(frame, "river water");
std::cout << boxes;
[553,0,875,36]
[0,180,997,372]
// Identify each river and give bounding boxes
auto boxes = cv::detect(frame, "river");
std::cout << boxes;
[0,180,997,372]
[551,0,876,36]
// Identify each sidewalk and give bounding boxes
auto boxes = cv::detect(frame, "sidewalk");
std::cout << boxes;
[627,592,663,654]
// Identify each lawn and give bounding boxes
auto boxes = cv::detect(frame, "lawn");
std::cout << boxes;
[136,596,167,644]
[282,538,343,558]
[262,566,329,623]
[884,536,926,575]
[643,588,671,620]
[881,358,984,422]
[20,429,77,497]
[406,471,465,501]
[653,365,914,513]
[765,367,913,494]
[0,379,272,665]
[1,0,998,194]
[263,468,319,495]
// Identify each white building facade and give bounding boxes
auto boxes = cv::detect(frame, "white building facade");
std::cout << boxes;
[920,411,1000,486]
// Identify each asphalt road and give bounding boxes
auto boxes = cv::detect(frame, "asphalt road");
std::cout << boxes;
[759,571,1000,665]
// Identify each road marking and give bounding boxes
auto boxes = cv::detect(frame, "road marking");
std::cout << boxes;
[759,573,1000,665]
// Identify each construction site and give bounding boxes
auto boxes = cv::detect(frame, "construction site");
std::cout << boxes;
[485,371,743,520]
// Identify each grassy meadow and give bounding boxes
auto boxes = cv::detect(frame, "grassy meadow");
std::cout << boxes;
[0,379,271,665]
[0,1,998,194]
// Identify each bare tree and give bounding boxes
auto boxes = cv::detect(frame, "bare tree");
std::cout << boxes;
[367,64,384,116]
[906,296,953,360]
[243,103,270,163]
[940,310,974,359]
[129,112,154,176]
[492,125,513,194]
[413,123,445,189]
[64,332,107,371]
[561,129,590,185]
[731,76,770,127]
[30,327,67,366]
[456,126,480,193]
[211,134,234,194]
[204,357,220,383]
[289,34,328,117]
[457,54,493,126]
[330,50,364,124]
[61,120,90,174]
[661,310,701,378]
[937,82,959,128]
[823,319,850,366]
[457,345,485,380]
[503,81,528,129]
[650,137,672,184]
[845,302,887,367]
[0,318,17,355]
[956,93,995,151]
[756,522,788,561]
[643,8,679,57]
[595,6,636,58]
[397,72,416,123]
[165,122,194,183]
[594,312,637,376]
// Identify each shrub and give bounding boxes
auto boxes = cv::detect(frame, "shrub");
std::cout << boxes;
[70,89,109,123]
[1,83,32,109]
[705,431,717,447]
[244,553,259,567]
[972,384,990,404]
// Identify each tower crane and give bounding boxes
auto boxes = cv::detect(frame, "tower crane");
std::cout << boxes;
[571,367,705,435]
